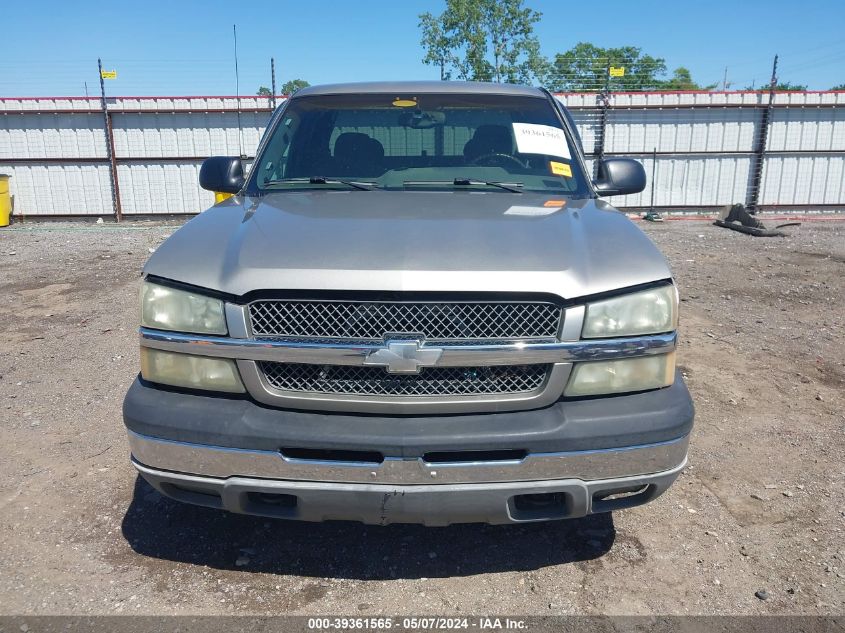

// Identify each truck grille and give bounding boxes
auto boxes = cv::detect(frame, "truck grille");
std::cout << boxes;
[248,300,561,341]
[258,362,550,397]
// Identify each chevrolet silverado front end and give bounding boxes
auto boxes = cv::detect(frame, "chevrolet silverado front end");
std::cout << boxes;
[123,81,694,525]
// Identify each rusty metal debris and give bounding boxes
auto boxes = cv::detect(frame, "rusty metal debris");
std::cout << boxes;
[713,204,800,237]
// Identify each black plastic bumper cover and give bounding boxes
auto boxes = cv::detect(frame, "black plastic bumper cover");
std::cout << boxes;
[123,369,694,457]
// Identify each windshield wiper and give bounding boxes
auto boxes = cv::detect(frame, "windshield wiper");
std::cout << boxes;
[403,178,523,193]
[262,177,378,191]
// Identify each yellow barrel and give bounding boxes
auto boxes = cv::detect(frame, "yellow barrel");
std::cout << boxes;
[0,175,10,227]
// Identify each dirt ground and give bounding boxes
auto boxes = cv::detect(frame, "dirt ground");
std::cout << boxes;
[0,217,842,616]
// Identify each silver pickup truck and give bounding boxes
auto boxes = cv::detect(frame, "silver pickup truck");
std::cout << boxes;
[124,81,694,525]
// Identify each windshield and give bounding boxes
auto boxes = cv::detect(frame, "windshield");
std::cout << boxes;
[247,92,589,195]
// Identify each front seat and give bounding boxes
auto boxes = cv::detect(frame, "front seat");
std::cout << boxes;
[333,132,385,177]
[463,125,514,163]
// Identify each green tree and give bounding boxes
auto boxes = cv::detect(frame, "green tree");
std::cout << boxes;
[419,0,548,84]
[774,81,808,91]
[419,12,455,80]
[659,67,717,91]
[744,81,808,91]
[256,86,272,96]
[831,83,845,90]
[281,79,310,95]
[547,42,667,92]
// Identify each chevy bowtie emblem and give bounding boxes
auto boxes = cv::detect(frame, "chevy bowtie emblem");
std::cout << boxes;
[363,339,443,374]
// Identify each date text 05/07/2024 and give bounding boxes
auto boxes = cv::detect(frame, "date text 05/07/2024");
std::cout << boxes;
[306,617,528,630]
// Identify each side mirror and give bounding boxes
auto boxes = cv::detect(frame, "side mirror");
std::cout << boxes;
[199,156,245,194]
[594,158,646,196]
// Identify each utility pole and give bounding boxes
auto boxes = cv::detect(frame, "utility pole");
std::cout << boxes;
[650,147,657,212]
[722,66,728,91]
[642,147,663,221]
[270,57,277,109]
[97,58,121,221]
[769,55,778,92]
[233,24,243,158]
[746,55,778,211]
[594,61,612,179]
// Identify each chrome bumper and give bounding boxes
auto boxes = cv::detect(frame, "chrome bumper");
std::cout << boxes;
[134,457,687,525]
[127,430,689,485]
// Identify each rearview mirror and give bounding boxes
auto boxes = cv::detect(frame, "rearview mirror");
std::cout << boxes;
[594,158,646,196]
[199,156,245,194]
[398,110,446,129]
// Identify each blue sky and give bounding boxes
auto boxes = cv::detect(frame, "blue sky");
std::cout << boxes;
[2,0,844,96]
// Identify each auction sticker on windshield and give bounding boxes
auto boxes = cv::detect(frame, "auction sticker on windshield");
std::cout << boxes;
[512,123,571,159]
[549,161,573,177]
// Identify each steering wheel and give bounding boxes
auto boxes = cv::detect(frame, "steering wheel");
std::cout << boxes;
[468,153,526,169]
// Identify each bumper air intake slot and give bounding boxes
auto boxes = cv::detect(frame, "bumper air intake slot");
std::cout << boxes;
[422,449,527,464]
[280,447,384,464]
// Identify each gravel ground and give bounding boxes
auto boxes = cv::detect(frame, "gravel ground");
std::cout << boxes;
[0,218,842,616]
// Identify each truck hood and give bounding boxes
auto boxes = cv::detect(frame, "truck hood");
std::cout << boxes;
[144,191,672,300]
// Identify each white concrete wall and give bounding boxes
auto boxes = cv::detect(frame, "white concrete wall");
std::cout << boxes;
[0,96,276,216]
[1,92,844,215]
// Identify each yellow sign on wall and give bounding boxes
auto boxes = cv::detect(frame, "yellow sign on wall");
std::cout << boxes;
[100,70,117,80]
[609,66,625,78]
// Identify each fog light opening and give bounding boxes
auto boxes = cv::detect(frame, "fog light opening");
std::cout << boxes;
[247,492,298,508]
[591,484,656,513]
[593,485,649,502]
[159,482,223,509]
[510,492,570,521]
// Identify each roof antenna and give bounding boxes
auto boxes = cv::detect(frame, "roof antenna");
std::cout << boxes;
[233,24,244,158]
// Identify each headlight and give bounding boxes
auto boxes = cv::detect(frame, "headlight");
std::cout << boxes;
[564,352,675,397]
[141,281,227,335]
[582,285,677,338]
[140,348,245,393]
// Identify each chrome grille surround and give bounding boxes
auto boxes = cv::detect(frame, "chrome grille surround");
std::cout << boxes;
[246,299,561,406]
[248,300,561,341]
[258,362,550,397]
[139,296,678,414]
